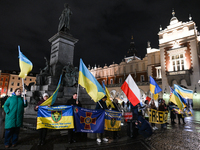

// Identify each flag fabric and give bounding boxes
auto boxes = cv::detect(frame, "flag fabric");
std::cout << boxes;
[73,106,105,133]
[169,86,174,98]
[40,75,62,106]
[170,90,186,110]
[174,84,193,100]
[104,110,122,131]
[149,76,162,100]
[18,46,33,79]
[146,96,151,102]
[37,105,74,129]
[78,59,106,102]
[153,94,158,100]
[102,81,115,109]
[121,74,141,106]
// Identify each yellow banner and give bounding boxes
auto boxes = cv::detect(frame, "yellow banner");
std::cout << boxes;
[104,110,121,131]
[149,109,168,124]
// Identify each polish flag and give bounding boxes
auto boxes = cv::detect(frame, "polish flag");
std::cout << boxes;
[121,74,141,106]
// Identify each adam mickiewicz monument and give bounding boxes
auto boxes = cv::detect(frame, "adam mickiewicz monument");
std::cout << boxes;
[26,4,94,116]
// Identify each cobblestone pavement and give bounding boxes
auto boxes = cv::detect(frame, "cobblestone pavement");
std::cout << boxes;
[0,110,200,150]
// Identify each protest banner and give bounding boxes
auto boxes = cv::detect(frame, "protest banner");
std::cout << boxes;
[104,110,122,131]
[37,105,74,129]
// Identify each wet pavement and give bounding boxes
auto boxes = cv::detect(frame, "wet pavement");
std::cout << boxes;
[1,110,200,150]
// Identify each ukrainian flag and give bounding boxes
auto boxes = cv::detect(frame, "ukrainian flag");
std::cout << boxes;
[40,74,62,106]
[174,84,193,100]
[18,46,33,79]
[102,81,115,109]
[78,59,106,102]
[149,76,162,99]
[170,90,186,110]
[37,105,74,129]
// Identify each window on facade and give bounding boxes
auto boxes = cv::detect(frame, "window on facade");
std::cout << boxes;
[17,83,20,86]
[1,78,3,81]
[110,79,113,84]
[12,77,15,79]
[11,82,14,86]
[0,82,2,86]
[4,88,6,92]
[10,88,13,92]
[155,66,162,79]
[5,78,8,81]
[140,75,144,82]
[5,83,7,86]
[119,78,122,84]
[172,54,185,71]
[18,77,20,80]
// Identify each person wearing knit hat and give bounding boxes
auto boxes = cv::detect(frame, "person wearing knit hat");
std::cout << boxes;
[34,93,49,146]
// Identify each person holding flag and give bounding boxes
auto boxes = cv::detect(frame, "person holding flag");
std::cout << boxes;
[34,93,50,146]
[95,95,109,143]
[4,88,27,148]
[66,93,82,144]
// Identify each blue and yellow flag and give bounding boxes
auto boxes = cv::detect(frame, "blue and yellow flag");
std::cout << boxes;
[37,105,74,129]
[149,76,162,100]
[174,84,193,100]
[78,59,105,102]
[40,75,62,106]
[73,106,105,133]
[102,81,115,109]
[104,110,122,131]
[18,46,33,79]
[170,90,186,110]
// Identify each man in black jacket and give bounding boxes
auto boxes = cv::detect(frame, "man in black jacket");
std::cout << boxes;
[66,93,82,144]
[95,96,108,143]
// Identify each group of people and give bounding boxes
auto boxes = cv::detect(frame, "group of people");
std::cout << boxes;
[131,98,187,140]
[2,87,187,148]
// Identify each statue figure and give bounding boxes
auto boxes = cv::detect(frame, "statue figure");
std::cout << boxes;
[62,62,78,87]
[24,82,35,91]
[36,57,51,85]
[58,3,73,32]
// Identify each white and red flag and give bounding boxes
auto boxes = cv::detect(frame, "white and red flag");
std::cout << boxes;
[121,74,141,106]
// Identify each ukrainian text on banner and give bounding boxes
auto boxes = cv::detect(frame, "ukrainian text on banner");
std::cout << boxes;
[73,106,105,133]
[104,110,122,131]
[37,105,74,129]
[149,109,168,124]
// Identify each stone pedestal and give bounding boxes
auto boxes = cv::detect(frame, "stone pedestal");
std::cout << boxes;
[49,31,78,77]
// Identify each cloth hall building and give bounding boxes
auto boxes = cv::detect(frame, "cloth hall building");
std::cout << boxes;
[90,12,200,109]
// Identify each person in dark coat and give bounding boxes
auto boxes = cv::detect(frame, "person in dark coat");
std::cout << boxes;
[4,88,27,148]
[34,93,50,146]
[169,102,177,124]
[112,99,121,139]
[95,95,108,143]
[158,99,167,128]
[135,115,152,139]
[66,93,82,144]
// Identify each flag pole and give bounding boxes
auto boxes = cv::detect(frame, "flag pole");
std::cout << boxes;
[21,78,26,104]
[98,101,103,109]
[76,83,80,102]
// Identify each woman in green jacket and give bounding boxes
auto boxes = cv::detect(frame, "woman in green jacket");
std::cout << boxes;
[4,88,27,148]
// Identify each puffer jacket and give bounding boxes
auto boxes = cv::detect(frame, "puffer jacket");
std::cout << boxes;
[4,95,27,129]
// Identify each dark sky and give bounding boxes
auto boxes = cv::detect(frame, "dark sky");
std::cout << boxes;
[0,0,200,73]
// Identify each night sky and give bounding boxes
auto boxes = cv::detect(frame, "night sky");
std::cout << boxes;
[0,1,200,73]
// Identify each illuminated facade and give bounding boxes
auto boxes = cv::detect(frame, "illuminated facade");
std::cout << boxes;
[7,71,36,96]
[0,73,10,97]
[159,11,200,108]
[0,70,36,97]
[90,11,200,109]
